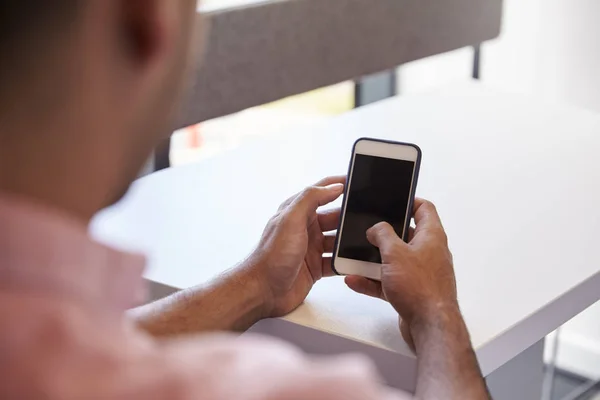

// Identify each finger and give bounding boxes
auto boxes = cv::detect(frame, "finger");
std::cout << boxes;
[318,208,341,232]
[408,227,415,241]
[291,184,344,223]
[411,199,447,245]
[366,222,405,253]
[314,175,347,187]
[400,320,416,352]
[323,233,337,253]
[321,256,335,277]
[279,177,345,212]
[412,198,444,234]
[344,276,384,300]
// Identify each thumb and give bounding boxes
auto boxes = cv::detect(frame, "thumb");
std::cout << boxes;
[366,222,402,250]
[344,275,384,300]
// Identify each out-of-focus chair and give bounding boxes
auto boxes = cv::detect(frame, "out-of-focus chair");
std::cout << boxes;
[150,0,503,171]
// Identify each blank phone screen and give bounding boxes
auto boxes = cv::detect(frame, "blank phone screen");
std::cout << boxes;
[338,154,416,264]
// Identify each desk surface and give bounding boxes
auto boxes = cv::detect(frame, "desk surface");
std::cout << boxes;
[200,0,271,12]
[92,82,600,382]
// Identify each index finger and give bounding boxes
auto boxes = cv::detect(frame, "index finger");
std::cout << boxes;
[290,184,344,223]
[412,198,445,238]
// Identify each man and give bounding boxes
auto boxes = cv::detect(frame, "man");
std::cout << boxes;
[0,1,490,399]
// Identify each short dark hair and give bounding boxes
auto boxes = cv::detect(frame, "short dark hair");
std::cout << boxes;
[0,1,80,100]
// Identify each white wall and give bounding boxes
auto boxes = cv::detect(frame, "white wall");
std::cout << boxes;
[399,0,600,379]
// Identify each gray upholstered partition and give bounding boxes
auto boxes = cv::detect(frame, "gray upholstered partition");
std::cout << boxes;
[177,0,503,128]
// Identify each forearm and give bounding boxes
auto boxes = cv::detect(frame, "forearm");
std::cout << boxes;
[411,305,490,400]
[131,263,268,337]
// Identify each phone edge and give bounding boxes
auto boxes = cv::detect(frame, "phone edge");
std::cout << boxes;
[331,137,422,276]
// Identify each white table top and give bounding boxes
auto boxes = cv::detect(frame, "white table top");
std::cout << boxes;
[92,82,600,386]
[200,0,272,13]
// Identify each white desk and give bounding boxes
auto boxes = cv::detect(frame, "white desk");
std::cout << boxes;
[92,82,600,398]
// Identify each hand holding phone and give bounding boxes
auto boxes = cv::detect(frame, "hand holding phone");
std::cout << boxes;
[345,198,457,351]
[332,138,421,281]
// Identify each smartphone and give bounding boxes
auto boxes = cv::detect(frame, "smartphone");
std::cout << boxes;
[332,138,422,281]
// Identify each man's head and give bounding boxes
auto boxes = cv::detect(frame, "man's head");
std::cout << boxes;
[0,0,203,220]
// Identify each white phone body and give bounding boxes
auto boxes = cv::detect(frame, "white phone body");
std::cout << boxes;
[332,138,421,281]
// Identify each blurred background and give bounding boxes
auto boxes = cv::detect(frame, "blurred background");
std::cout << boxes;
[168,1,600,398]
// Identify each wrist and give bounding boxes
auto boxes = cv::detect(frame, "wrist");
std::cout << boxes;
[408,301,462,345]
[232,256,273,321]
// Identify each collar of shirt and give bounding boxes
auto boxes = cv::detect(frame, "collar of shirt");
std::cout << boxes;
[0,193,146,312]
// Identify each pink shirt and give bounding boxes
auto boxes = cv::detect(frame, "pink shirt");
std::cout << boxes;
[0,195,409,400]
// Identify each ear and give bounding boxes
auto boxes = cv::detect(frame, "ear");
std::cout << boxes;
[119,0,180,70]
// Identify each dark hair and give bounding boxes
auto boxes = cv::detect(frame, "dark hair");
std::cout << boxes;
[0,1,80,99]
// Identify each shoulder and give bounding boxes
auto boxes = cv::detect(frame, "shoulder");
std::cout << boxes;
[0,290,143,399]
